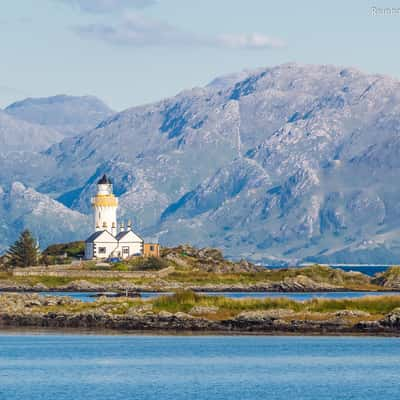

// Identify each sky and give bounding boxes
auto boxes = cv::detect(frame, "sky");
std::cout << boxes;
[1,0,399,111]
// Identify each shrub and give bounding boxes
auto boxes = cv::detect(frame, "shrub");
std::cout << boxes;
[127,256,169,271]
[43,241,85,258]
[113,263,130,271]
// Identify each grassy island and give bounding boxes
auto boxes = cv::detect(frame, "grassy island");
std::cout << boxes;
[2,243,400,335]
[1,290,400,335]
[1,244,399,293]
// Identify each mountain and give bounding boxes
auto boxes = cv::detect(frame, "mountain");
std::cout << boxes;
[0,182,90,251]
[0,109,63,152]
[3,63,400,264]
[5,95,114,136]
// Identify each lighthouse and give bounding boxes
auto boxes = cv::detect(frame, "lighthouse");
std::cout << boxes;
[85,174,157,260]
[91,174,118,236]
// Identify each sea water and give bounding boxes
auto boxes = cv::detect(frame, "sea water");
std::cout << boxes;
[0,334,399,400]
[35,290,400,302]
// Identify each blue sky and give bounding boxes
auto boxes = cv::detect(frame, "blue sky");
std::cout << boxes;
[1,0,399,110]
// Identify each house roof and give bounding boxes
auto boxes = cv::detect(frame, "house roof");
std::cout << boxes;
[97,174,112,185]
[116,229,143,242]
[85,230,117,243]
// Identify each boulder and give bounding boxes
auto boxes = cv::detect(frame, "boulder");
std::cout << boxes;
[158,311,173,318]
[190,306,219,315]
[237,309,294,321]
[334,310,370,318]
[381,308,400,328]
[174,312,194,319]
[32,283,48,291]
[277,275,338,291]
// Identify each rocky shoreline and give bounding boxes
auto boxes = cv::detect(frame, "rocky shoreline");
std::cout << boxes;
[1,306,399,336]
[1,293,400,336]
[0,276,389,293]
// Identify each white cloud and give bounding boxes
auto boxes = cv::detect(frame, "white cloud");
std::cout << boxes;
[216,33,285,49]
[74,13,285,50]
[75,13,193,46]
[57,0,156,14]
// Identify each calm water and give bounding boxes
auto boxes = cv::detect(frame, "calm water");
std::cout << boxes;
[267,265,391,276]
[36,291,400,302]
[0,334,399,400]
[331,265,390,276]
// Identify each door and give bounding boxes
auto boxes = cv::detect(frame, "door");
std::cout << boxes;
[122,246,130,258]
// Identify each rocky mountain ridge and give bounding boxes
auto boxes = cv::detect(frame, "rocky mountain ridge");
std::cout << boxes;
[5,94,114,136]
[2,64,400,264]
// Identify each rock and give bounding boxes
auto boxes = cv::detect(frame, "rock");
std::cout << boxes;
[373,267,400,289]
[354,320,383,332]
[381,308,400,328]
[276,275,339,292]
[174,312,194,319]
[334,310,370,318]
[32,283,48,291]
[126,304,153,316]
[0,280,32,291]
[161,245,263,273]
[158,311,173,318]
[237,309,294,320]
[190,306,219,315]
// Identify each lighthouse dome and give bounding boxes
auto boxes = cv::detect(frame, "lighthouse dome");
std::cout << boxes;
[97,174,112,185]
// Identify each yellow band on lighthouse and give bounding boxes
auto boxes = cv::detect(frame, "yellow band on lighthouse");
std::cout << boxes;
[91,195,118,207]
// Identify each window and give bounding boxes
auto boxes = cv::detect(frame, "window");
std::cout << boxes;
[150,245,155,251]
[122,246,130,255]
[98,247,107,254]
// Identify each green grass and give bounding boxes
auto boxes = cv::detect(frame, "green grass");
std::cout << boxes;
[151,290,400,317]
[307,296,400,314]
[162,265,376,290]
[121,256,169,271]
[22,290,400,323]
[0,262,383,291]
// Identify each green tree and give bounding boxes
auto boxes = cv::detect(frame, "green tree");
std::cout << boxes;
[6,230,40,268]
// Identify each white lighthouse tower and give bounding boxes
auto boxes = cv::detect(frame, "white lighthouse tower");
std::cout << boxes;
[91,174,118,236]
[85,174,148,260]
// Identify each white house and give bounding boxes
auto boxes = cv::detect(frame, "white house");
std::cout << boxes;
[115,229,143,258]
[84,175,144,260]
[84,230,118,260]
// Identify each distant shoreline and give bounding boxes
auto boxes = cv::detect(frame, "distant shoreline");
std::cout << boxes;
[0,326,400,337]
[0,321,399,337]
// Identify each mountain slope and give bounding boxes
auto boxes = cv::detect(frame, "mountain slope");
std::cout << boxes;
[0,110,62,152]
[5,95,114,136]
[155,64,400,263]
[0,182,90,251]
[3,63,400,263]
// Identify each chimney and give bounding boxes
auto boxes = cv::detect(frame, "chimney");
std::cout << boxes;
[127,219,132,231]
[120,222,125,233]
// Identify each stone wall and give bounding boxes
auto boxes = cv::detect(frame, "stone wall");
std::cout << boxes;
[12,266,175,279]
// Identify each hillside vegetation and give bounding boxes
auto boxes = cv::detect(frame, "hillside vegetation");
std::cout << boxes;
[0,244,388,292]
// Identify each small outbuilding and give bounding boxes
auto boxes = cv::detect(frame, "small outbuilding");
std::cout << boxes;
[143,243,160,257]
